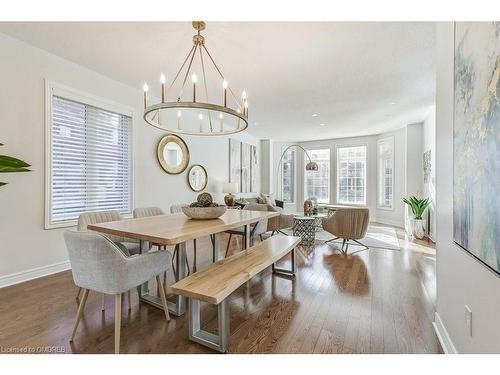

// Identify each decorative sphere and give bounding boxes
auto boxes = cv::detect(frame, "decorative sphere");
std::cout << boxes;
[197,192,213,206]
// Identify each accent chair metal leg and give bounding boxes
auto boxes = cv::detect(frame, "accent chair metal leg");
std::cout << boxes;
[271,231,276,236]
[189,298,230,353]
[75,287,82,301]
[277,230,288,235]
[70,288,89,341]
[324,236,340,244]
[352,239,369,251]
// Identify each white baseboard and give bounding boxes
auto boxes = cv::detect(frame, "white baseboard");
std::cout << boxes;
[372,217,404,228]
[433,311,458,354]
[0,260,71,289]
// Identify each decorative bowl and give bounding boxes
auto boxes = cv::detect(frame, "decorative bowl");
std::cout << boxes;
[182,205,227,220]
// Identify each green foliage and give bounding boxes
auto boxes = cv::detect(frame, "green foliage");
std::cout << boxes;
[0,143,31,187]
[402,196,430,220]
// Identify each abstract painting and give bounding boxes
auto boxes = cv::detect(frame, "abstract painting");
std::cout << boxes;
[241,142,251,193]
[250,145,258,192]
[229,139,241,192]
[454,22,500,275]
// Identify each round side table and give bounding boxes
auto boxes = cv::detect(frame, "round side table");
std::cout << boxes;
[293,216,316,245]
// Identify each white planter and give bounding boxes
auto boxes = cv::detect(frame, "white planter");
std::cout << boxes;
[409,218,426,239]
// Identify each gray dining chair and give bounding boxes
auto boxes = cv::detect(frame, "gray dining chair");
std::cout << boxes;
[225,203,269,257]
[75,210,140,309]
[65,230,171,354]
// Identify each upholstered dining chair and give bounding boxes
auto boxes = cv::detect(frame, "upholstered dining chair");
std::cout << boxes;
[75,210,140,309]
[225,203,269,257]
[322,207,370,254]
[64,230,171,354]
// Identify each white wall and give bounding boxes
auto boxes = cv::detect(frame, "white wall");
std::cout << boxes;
[435,22,500,353]
[0,33,259,286]
[405,122,424,232]
[423,106,436,240]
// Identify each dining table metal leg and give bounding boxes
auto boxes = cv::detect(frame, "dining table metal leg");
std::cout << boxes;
[138,240,187,316]
[244,224,251,249]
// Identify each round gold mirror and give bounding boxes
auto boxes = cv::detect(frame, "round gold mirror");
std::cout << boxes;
[157,134,189,174]
[187,165,208,192]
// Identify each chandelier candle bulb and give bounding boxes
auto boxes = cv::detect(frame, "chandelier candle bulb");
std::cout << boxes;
[244,101,249,116]
[192,73,198,102]
[199,113,203,132]
[177,110,182,129]
[222,80,228,107]
[219,112,224,132]
[143,83,149,109]
[160,73,166,102]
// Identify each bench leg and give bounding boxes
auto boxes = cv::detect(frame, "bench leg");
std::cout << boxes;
[272,247,296,276]
[188,298,230,353]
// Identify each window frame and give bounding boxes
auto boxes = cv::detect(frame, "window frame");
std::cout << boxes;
[303,147,331,204]
[377,136,395,210]
[44,80,135,229]
[335,144,367,206]
[280,145,296,204]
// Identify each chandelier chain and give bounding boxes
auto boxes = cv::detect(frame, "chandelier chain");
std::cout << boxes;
[201,44,243,110]
[168,45,196,93]
[198,44,213,132]
[177,44,198,101]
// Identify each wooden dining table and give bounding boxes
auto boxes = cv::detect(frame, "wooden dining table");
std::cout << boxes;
[87,209,279,316]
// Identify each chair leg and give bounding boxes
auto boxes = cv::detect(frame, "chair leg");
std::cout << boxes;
[114,294,122,354]
[271,231,276,236]
[101,293,106,311]
[193,239,198,273]
[259,234,263,242]
[127,290,132,311]
[225,234,233,258]
[341,239,346,252]
[352,239,369,251]
[156,275,171,322]
[70,288,89,341]
[75,287,82,301]
[324,236,340,244]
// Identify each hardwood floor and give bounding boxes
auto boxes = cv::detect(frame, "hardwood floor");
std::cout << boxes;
[0,225,441,354]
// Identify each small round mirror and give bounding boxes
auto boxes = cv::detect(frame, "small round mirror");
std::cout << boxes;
[157,135,189,174]
[188,165,208,192]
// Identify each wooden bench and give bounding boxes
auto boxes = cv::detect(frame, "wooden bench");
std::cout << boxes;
[171,235,301,353]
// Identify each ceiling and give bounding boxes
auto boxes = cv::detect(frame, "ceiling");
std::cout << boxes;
[0,22,436,141]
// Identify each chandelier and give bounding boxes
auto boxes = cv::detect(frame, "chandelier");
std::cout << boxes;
[142,21,249,136]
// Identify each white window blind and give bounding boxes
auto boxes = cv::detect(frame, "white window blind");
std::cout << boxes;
[48,93,132,227]
[281,148,295,203]
[377,137,394,209]
[305,149,330,204]
[337,145,367,205]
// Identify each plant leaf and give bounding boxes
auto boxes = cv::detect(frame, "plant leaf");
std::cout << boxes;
[0,166,30,173]
[0,155,31,168]
[0,181,6,187]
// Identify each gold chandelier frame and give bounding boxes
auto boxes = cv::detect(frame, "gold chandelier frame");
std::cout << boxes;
[143,21,249,136]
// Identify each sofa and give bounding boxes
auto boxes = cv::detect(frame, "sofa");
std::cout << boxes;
[235,197,294,234]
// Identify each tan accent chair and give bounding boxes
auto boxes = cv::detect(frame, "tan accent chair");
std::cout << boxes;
[266,204,294,235]
[322,207,370,253]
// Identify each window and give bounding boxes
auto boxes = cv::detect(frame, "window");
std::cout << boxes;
[281,147,295,203]
[336,145,367,205]
[377,137,394,209]
[304,148,330,204]
[46,83,132,228]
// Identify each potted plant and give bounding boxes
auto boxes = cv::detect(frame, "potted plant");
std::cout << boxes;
[0,143,31,187]
[403,196,430,239]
